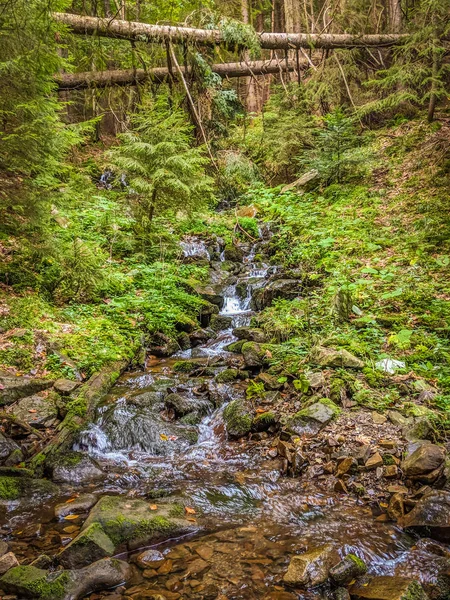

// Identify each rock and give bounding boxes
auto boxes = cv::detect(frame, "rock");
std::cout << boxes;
[306,372,326,389]
[372,412,387,424]
[53,379,79,395]
[209,315,233,332]
[349,576,428,600]
[54,494,98,519]
[0,540,8,557]
[0,557,131,599]
[251,279,301,310]
[224,340,245,353]
[388,493,404,521]
[400,490,450,541]
[223,244,244,263]
[330,554,367,586]
[190,328,215,347]
[136,549,165,569]
[288,399,340,435]
[281,169,319,192]
[0,476,59,504]
[353,444,371,465]
[365,452,383,470]
[387,410,412,428]
[215,369,240,383]
[383,465,399,479]
[336,457,357,477]
[8,394,58,428]
[403,417,433,441]
[0,433,21,466]
[164,393,210,419]
[52,455,104,485]
[257,372,284,390]
[311,346,364,369]
[283,545,336,587]
[233,327,266,343]
[0,553,18,575]
[241,342,267,368]
[81,496,197,550]
[252,411,278,432]
[0,375,54,406]
[334,479,348,493]
[58,523,115,568]
[223,399,253,439]
[402,443,445,481]
[336,588,352,600]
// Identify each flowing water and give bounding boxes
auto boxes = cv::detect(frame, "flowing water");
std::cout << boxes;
[1,238,447,599]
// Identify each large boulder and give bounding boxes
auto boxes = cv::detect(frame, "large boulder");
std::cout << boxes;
[223,244,244,263]
[288,399,340,435]
[0,557,131,600]
[223,399,253,439]
[0,374,54,406]
[164,393,210,420]
[8,393,59,428]
[401,443,445,482]
[251,279,301,310]
[311,346,364,369]
[51,454,104,485]
[58,523,115,568]
[349,576,428,600]
[54,494,98,519]
[241,342,269,368]
[0,476,59,504]
[283,545,336,587]
[81,495,198,550]
[401,490,450,542]
[192,284,224,308]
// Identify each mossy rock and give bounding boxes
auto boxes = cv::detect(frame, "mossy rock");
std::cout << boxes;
[223,244,244,263]
[252,411,278,432]
[172,360,199,374]
[0,476,59,503]
[58,523,114,569]
[0,565,70,599]
[81,495,197,550]
[288,399,340,435]
[215,369,240,383]
[224,340,246,353]
[209,314,233,332]
[223,399,253,439]
[349,576,428,600]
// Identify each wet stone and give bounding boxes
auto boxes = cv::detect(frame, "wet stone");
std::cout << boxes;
[0,553,18,575]
[55,494,98,519]
[283,545,336,587]
[349,576,428,600]
[136,549,165,569]
[329,554,367,586]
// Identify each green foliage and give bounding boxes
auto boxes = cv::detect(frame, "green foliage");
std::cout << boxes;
[219,18,261,59]
[109,98,215,246]
[254,299,308,342]
[246,380,265,400]
[217,151,260,202]
[237,217,259,239]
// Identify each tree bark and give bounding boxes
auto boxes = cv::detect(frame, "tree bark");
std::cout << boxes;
[53,12,425,49]
[389,0,402,33]
[55,59,299,89]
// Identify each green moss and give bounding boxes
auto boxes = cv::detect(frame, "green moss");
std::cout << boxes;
[223,399,252,438]
[346,553,367,573]
[168,504,185,518]
[382,454,396,465]
[173,360,198,373]
[1,566,70,600]
[0,476,21,500]
[216,368,239,383]
[56,451,84,467]
[224,340,245,353]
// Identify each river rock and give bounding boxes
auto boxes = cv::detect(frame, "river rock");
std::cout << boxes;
[223,243,244,263]
[193,284,224,308]
[251,279,301,310]
[164,393,210,419]
[0,433,21,466]
[0,476,59,504]
[0,374,54,406]
[349,576,428,600]
[136,549,165,569]
[242,342,269,368]
[0,552,18,575]
[58,523,115,568]
[223,399,253,439]
[400,490,450,541]
[283,544,336,587]
[53,379,79,395]
[288,399,340,435]
[311,346,364,369]
[81,495,198,550]
[210,314,233,332]
[8,393,59,428]
[233,327,266,343]
[401,443,445,481]
[257,372,284,390]
[54,494,98,519]
[330,554,367,586]
[190,328,215,347]
[0,557,131,599]
[52,454,104,485]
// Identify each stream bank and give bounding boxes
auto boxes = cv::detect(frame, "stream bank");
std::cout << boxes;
[0,230,449,600]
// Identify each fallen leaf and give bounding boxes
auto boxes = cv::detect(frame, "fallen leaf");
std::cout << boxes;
[28,409,37,414]
[187,517,197,523]
[255,408,266,414]
[185,506,196,515]
[64,514,80,520]
[65,498,75,504]
[149,504,158,511]
[160,433,168,441]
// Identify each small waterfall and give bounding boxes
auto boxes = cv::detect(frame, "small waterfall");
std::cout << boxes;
[180,237,210,260]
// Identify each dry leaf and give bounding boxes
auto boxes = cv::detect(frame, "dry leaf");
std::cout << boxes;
[28,409,37,414]
[149,504,158,511]
[159,433,168,441]
[185,506,196,515]
[187,517,197,523]
[65,498,75,504]
[64,514,79,520]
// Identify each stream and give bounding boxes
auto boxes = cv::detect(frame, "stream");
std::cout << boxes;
[0,236,448,599]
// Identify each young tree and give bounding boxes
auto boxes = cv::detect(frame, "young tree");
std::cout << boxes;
[109,98,215,245]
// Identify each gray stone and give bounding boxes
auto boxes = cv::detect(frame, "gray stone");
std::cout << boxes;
[53,379,79,395]
[312,346,364,369]
[241,342,266,368]
[251,279,301,310]
[8,394,58,428]
[306,372,326,389]
[52,456,104,485]
[283,545,336,587]
[0,375,54,406]
[330,554,367,586]
[54,494,98,519]
[402,443,445,480]
[288,400,340,435]
[223,399,253,439]
[136,549,165,569]
[0,541,8,557]
[232,327,266,343]
[0,433,20,465]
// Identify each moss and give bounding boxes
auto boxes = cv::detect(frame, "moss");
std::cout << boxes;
[168,504,185,518]
[0,476,21,500]
[56,451,84,467]
[223,399,252,438]
[1,566,70,600]
[224,340,245,353]
[252,411,277,432]
[382,454,396,465]
[216,368,239,383]
[173,360,198,374]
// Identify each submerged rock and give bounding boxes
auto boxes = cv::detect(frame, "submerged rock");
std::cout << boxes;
[81,495,198,550]
[401,490,450,541]
[349,576,428,600]
[330,554,367,586]
[283,544,336,587]
[223,399,253,438]
[0,557,131,600]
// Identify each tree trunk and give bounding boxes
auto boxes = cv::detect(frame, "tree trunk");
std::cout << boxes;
[389,0,402,33]
[55,59,299,90]
[427,26,440,123]
[284,0,301,32]
[53,12,426,49]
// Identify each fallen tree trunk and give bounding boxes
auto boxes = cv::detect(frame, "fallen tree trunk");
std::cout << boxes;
[53,12,423,49]
[55,59,299,90]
